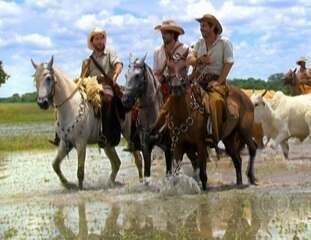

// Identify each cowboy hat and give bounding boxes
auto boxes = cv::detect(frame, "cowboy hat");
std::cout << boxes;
[296,56,307,65]
[87,27,107,50]
[154,20,184,35]
[195,13,223,34]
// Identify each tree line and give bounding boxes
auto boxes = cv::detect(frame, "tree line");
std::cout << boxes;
[0,72,290,103]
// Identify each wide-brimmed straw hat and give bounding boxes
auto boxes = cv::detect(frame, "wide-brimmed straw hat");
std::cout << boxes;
[296,56,307,65]
[87,27,107,50]
[195,13,222,34]
[154,20,185,35]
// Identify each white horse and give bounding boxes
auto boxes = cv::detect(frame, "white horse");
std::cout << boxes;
[31,56,142,190]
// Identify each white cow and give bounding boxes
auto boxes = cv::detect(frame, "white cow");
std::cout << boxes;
[251,91,311,159]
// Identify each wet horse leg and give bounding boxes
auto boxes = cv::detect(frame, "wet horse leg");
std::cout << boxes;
[197,144,208,190]
[142,145,152,182]
[243,133,258,185]
[76,144,86,190]
[132,151,143,182]
[164,146,173,176]
[186,149,199,182]
[173,146,184,175]
[224,134,243,185]
[52,142,76,189]
[104,147,121,185]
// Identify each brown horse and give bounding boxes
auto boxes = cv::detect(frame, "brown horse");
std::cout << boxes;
[165,76,257,190]
[282,68,311,95]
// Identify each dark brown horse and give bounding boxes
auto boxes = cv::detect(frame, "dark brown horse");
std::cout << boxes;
[165,76,257,190]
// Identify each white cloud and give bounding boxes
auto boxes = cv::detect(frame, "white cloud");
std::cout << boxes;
[1,0,311,97]
[0,1,21,16]
[15,33,53,48]
[75,14,99,31]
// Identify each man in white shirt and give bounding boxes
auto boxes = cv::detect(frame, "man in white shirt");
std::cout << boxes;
[151,20,189,133]
[186,13,236,145]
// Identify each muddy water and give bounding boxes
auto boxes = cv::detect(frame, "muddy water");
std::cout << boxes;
[1,140,311,239]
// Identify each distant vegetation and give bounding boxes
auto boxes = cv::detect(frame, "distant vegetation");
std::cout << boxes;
[229,73,290,95]
[0,61,10,87]
[0,92,37,103]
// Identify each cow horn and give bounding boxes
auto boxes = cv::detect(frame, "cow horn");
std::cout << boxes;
[261,89,268,97]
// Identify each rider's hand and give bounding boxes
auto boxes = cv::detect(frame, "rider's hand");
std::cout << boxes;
[197,54,212,65]
[208,81,220,88]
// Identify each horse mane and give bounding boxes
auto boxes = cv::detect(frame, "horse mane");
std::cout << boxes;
[144,63,162,101]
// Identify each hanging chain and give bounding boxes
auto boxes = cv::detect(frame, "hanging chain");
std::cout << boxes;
[56,93,87,144]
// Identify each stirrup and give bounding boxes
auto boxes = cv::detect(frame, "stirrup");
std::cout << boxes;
[205,135,217,148]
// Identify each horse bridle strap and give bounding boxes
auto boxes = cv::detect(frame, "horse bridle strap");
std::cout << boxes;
[54,77,84,108]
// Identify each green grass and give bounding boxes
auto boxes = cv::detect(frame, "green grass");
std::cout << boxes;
[0,102,54,124]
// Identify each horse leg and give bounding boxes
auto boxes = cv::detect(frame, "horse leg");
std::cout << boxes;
[132,151,143,182]
[173,146,184,175]
[142,145,152,182]
[164,146,173,176]
[77,144,86,190]
[52,142,76,189]
[244,135,258,185]
[104,147,121,185]
[280,140,289,160]
[197,144,208,191]
[186,149,199,182]
[224,135,243,186]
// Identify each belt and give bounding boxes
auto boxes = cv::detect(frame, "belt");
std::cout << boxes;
[198,73,220,91]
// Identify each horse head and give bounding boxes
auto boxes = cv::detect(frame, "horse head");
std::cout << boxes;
[31,56,55,109]
[122,54,147,109]
[282,68,297,86]
[169,74,187,97]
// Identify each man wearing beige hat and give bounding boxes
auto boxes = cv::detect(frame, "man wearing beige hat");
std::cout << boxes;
[296,57,311,85]
[186,13,236,145]
[80,27,124,147]
[151,20,189,134]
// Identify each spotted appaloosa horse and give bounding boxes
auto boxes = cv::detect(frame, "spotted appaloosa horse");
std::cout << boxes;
[32,56,142,190]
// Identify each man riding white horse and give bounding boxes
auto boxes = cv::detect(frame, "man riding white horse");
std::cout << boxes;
[51,27,124,147]
[81,27,124,147]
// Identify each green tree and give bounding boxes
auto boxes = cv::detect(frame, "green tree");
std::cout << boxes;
[0,61,10,87]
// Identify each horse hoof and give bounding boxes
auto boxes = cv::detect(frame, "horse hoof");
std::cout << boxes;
[64,182,79,190]
[107,180,124,188]
[249,177,258,186]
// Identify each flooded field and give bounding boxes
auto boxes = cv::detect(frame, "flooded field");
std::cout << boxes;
[1,125,311,239]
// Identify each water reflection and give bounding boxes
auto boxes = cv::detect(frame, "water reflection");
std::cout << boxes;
[49,195,278,240]
[0,193,311,239]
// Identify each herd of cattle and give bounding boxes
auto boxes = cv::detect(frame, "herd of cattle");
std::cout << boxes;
[242,88,311,159]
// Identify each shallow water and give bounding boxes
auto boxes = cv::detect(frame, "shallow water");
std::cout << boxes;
[1,140,311,239]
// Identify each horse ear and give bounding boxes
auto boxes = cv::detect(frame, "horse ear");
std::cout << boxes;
[47,56,54,69]
[141,53,147,63]
[293,68,297,73]
[31,59,37,69]
[261,89,268,97]
[129,52,134,64]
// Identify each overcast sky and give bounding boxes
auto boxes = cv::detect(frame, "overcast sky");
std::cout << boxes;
[0,0,310,97]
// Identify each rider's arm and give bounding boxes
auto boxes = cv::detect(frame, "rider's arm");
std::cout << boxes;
[216,38,234,84]
[217,62,233,85]
[112,62,122,84]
